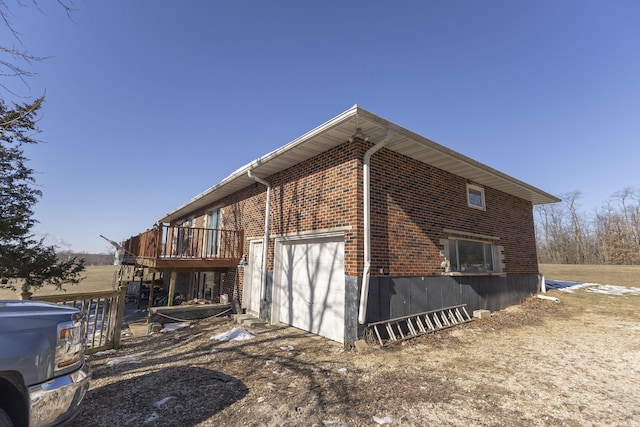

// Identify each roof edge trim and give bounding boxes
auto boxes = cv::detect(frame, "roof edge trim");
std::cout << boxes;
[157,105,363,223]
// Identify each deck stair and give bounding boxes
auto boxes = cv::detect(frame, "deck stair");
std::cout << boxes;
[367,304,473,347]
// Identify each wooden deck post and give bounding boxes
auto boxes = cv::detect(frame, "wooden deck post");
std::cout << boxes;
[148,272,156,310]
[168,272,177,306]
[136,272,144,309]
[113,285,128,349]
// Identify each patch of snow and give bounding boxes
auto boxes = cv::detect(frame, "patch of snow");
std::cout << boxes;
[106,355,142,366]
[143,412,160,424]
[160,322,191,332]
[373,416,393,424]
[280,345,294,351]
[546,280,640,295]
[265,359,278,365]
[94,349,117,356]
[272,370,285,377]
[185,333,203,340]
[257,397,265,403]
[585,284,640,296]
[154,396,175,408]
[337,367,347,374]
[210,327,254,342]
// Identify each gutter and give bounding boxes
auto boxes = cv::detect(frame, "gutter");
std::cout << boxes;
[247,170,271,302]
[358,129,395,324]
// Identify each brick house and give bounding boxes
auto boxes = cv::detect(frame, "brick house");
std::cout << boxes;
[123,105,559,345]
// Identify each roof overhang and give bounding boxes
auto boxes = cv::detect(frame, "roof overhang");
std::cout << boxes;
[159,105,560,223]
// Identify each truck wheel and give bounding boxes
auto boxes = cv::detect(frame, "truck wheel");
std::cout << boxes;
[0,408,14,427]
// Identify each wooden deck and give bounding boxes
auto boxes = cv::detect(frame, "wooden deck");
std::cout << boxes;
[122,225,243,271]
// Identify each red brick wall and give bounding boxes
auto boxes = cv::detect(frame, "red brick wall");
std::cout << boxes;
[368,147,538,275]
[217,140,365,278]
[177,137,539,298]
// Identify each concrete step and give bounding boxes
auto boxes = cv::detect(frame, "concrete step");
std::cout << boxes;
[233,314,267,328]
[241,318,267,328]
[233,314,253,324]
[122,321,150,338]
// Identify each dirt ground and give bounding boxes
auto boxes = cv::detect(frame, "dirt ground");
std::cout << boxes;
[72,287,640,427]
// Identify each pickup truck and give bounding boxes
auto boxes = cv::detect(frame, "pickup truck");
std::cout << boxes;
[0,300,91,427]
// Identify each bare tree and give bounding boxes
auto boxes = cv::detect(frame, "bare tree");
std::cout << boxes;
[602,187,640,265]
[540,187,640,266]
[594,201,614,264]
[565,191,592,264]
[0,0,74,96]
[1,1,85,295]
[535,192,598,264]
[534,200,567,263]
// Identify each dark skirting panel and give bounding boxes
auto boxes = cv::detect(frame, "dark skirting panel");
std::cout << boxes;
[365,274,538,324]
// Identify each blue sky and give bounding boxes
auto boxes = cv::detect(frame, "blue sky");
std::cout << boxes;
[3,0,639,253]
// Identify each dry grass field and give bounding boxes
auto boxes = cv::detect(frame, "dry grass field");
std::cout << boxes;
[539,263,640,287]
[0,264,153,299]
[1,263,638,300]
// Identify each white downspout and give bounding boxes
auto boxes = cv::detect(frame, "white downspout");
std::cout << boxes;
[536,273,559,301]
[248,170,271,301]
[358,129,395,324]
[537,294,560,302]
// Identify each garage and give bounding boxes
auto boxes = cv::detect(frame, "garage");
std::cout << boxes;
[275,235,345,343]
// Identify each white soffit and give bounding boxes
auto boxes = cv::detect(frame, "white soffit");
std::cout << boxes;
[159,105,559,223]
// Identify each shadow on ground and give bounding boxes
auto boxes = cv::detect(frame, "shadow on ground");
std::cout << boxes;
[73,366,247,426]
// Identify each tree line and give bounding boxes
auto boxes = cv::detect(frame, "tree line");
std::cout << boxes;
[56,251,115,266]
[535,188,640,265]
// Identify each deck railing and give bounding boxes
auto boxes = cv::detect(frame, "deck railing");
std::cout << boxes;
[35,288,127,354]
[122,225,243,262]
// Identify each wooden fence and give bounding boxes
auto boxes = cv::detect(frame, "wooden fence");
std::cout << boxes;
[35,287,128,354]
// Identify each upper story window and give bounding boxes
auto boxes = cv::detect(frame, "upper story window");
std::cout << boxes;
[467,184,485,210]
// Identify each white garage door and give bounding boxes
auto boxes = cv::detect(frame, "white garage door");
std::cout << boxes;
[277,236,345,343]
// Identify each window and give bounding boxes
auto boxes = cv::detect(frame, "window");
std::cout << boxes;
[467,184,485,210]
[448,238,496,274]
